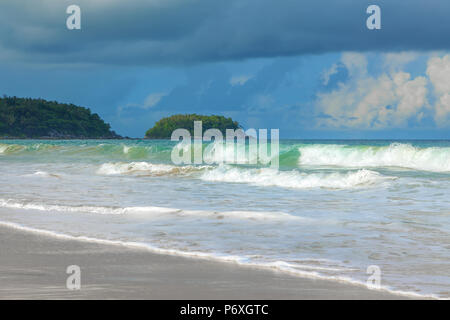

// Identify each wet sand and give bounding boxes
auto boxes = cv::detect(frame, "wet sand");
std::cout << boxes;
[0,225,408,299]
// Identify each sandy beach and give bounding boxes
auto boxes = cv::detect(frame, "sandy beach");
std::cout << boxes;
[0,225,407,300]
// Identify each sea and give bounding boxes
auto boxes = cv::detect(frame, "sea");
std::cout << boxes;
[0,139,449,299]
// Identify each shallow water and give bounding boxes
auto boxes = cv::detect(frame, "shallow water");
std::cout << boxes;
[0,139,449,299]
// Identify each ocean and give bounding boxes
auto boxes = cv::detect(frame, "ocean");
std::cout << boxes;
[0,139,449,299]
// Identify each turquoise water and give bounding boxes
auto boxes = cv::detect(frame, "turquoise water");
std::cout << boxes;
[1,139,449,298]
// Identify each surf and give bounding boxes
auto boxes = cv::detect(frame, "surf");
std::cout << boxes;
[200,165,395,189]
[298,143,450,172]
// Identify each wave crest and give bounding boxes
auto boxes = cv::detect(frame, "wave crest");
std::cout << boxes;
[200,166,394,189]
[298,143,450,172]
[97,162,211,176]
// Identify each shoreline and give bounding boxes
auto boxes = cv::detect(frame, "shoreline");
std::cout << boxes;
[0,223,413,300]
[2,138,450,141]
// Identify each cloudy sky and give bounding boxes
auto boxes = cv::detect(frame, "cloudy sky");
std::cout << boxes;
[1,0,449,138]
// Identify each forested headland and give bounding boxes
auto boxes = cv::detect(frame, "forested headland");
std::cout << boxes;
[0,96,120,139]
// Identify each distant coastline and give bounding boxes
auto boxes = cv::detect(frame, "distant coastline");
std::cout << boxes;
[0,96,121,139]
[0,96,246,140]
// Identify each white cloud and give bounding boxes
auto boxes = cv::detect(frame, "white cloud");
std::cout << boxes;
[321,63,338,85]
[230,74,253,86]
[143,92,166,108]
[316,52,428,129]
[382,52,419,71]
[341,52,368,77]
[426,55,450,126]
[117,92,166,116]
[246,94,275,112]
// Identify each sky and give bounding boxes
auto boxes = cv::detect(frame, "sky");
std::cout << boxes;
[0,0,449,138]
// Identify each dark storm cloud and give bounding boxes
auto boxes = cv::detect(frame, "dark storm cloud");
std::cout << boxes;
[0,0,449,65]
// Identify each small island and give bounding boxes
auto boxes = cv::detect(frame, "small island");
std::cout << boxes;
[145,114,241,139]
[0,96,120,139]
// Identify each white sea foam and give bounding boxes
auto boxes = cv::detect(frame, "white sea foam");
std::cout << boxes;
[97,162,210,176]
[298,143,450,172]
[0,198,301,221]
[200,166,394,189]
[0,198,179,216]
[180,209,303,221]
[0,143,24,154]
[22,171,61,178]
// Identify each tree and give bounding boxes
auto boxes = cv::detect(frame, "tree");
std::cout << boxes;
[145,114,241,139]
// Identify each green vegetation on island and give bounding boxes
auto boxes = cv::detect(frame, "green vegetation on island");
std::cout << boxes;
[145,114,241,139]
[0,96,120,139]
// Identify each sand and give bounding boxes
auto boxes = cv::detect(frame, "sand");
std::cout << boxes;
[0,225,408,299]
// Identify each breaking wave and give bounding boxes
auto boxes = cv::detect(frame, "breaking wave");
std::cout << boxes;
[3,141,450,174]
[298,143,450,172]
[97,162,211,176]
[200,166,395,189]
